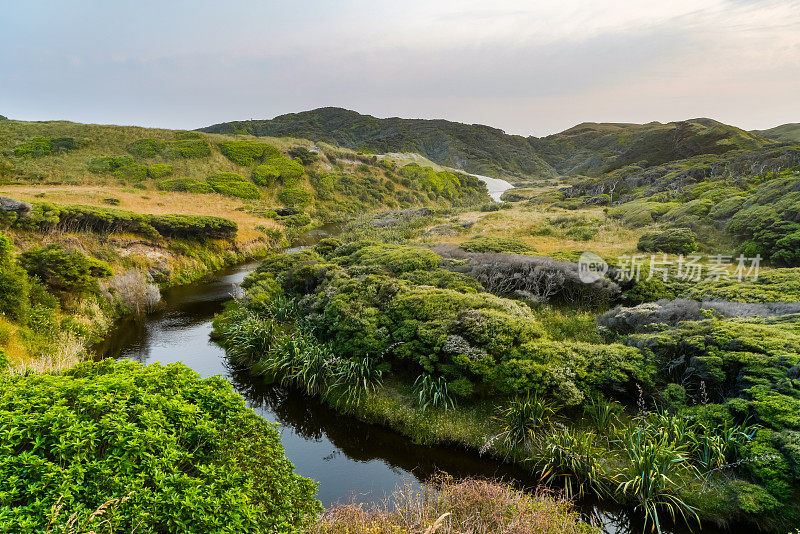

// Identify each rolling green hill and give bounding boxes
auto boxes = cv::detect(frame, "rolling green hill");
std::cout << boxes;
[199,107,556,180]
[201,109,779,181]
[752,123,800,143]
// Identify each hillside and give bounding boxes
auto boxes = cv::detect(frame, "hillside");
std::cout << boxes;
[753,123,800,143]
[199,107,556,180]
[532,117,772,176]
[201,109,780,182]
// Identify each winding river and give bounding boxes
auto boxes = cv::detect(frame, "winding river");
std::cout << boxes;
[93,180,735,533]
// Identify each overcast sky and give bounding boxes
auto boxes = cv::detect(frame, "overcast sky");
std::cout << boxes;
[1,0,798,136]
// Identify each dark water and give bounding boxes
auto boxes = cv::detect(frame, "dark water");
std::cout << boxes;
[93,225,732,534]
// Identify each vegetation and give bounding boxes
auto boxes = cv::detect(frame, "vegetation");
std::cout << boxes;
[310,476,597,534]
[0,360,320,532]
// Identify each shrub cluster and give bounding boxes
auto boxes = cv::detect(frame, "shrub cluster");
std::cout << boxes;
[157,176,214,193]
[0,360,320,532]
[3,201,238,240]
[206,172,261,199]
[252,157,304,187]
[219,140,280,166]
[637,227,698,254]
[12,137,78,158]
[126,136,211,159]
[20,243,112,293]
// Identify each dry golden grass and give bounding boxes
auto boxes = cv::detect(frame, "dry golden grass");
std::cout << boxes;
[0,184,279,242]
[419,204,645,259]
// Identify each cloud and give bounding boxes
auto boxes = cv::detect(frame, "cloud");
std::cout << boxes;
[0,0,797,134]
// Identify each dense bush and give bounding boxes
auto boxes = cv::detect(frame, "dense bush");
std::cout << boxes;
[288,146,318,165]
[149,214,238,239]
[206,172,261,199]
[398,164,489,205]
[127,137,211,159]
[87,155,134,173]
[279,187,312,208]
[147,163,173,179]
[252,157,305,187]
[157,176,214,193]
[0,232,30,320]
[219,140,280,166]
[12,137,78,158]
[113,163,148,182]
[19,244,112,293]
[637,227,698,254]
[3,201,236,241]
[0,360,320,532]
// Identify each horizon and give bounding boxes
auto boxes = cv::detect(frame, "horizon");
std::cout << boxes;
[2,106,795,139]
[1,1,799,136]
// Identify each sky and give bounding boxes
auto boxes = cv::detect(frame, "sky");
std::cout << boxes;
[1,0,798,136]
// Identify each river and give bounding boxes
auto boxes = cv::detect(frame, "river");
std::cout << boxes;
[93,198,734,533]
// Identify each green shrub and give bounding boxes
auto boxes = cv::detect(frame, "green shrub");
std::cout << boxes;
[460,236,534,254]
[113,163,148,182]
[12,137,78,158]
[87,155,134,173]
[0,233,30,320]
[0,360,320,532]
[637,228,698,255]
[157,177,214,193]
[207,172,261,199]
[164,138,212,158]
[219,140,281,166]
[147,163,173,179]
[19,244,112,293]
[279,188,312,209]
[288,146,318,165]
[252,157,305,187]
[126,138,164,158]
[149,214,238,240]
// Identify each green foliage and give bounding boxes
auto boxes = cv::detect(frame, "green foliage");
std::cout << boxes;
[278,187,312,209]
[460,235,534,254]
[252,157,305,187]
[219,140,280,166]
[12,137,78,158]
[288,146,318,165]
[149,214,238,240]
[495,393,555,446]
[147,163,173,179]
[0,360,320,532]
[637,227,698,255]
[19,244,112,293]
[157,176,214,193]
[87,155,134,173]
[112,163,148,182]
[206,172,261,199]
[414,374,454,411]
[127,137,211,159]
[0,232,30,320]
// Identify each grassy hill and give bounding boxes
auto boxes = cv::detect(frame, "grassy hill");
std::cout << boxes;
[753,123,800,143]
[199,107,557,181]
[200,109,782,183]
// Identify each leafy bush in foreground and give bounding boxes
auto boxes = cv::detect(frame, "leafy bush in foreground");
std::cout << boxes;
[206,172,261,199]
[0,360,320,533]
[147,163,173,179]
[459,235,534,254]
[0,232,30,320]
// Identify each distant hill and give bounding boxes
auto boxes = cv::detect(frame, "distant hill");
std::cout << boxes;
[201,109,776,181]
[532,118,772,176]
[200,107,555,180]
[752,123,800,143]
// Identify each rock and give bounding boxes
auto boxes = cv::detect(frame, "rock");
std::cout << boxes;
[425,224,457,236]
[0,197,32,216]
[275,207,298,216]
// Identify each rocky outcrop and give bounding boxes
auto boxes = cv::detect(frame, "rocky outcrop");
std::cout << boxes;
[0,197,32,217]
